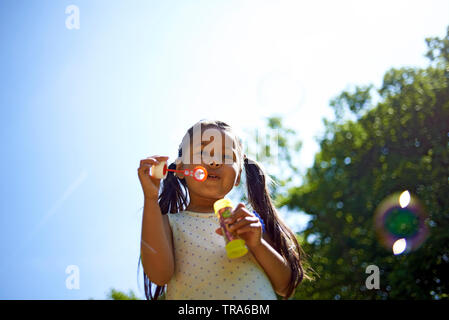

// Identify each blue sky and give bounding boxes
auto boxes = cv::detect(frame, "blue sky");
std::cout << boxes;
[0,0,448,299]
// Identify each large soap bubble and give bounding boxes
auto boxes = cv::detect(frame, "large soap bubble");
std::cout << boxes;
[374,191,429,255]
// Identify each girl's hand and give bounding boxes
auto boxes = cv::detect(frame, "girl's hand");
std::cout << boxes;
[137,155,169,200]
[215,203,263,250]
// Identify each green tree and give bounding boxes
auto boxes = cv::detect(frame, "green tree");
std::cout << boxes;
[235,116,303,204]
[280,26,449,299]
[106,288,141,300]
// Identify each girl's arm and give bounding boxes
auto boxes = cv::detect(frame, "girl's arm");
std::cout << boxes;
[250,234,292,298]
[140,197,175,286]
[221,203,293,297]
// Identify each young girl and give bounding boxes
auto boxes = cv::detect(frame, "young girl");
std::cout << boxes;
[137,119,307,300]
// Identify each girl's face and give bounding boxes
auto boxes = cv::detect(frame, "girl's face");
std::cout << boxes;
[176,128,242,202]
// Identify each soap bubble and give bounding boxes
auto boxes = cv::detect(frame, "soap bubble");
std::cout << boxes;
[192,166,207,182]
[374,191,429,254]
[194,168,206,181]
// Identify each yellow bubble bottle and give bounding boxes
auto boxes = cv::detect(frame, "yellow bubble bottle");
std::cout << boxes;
[213,198,248,259]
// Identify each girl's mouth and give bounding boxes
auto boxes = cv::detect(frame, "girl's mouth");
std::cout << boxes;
[207,175,220,180]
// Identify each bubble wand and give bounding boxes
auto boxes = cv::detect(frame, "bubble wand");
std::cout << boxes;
[150,161,208,182]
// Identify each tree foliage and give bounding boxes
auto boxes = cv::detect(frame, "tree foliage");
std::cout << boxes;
[282,26,449,299]
[106,288,141,300]
[235,116,303,204]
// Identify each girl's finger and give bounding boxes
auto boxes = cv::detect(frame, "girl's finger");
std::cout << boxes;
[228,216,259,233]
[236,222,262,235]
[140,158,158,167]
[152,155,169,161]
[138,162,153,174]
[139,158,169,171]
[137,165,148,173]
[225,203,254,224]
[140,156,169,166]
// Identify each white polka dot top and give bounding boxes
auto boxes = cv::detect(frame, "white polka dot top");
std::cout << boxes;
[165,210,277,300]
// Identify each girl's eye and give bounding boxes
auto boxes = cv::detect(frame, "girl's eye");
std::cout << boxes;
[195,150,235,163]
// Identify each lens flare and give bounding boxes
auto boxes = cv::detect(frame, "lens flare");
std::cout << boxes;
[374,191,429,254]
[399,190,411,208]
[392,238,407,255]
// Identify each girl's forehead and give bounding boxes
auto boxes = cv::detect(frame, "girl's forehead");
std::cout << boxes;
[196,130,236,148]
[184,128,239,150]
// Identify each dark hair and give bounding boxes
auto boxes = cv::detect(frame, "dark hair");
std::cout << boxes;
[140,119,309,299]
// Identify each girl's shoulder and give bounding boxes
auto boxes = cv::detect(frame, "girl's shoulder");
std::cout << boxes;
[165,210,189,226]
[165,211,185,220]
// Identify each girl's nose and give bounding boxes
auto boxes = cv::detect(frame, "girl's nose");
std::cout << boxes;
[208,160,221,167]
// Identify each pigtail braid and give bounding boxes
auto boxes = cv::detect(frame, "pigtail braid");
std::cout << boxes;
[244,156,304,299]
[158,162,188,214]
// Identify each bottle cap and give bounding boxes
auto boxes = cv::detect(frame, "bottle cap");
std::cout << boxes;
[225,239,248,259]
[213,199,233,218]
